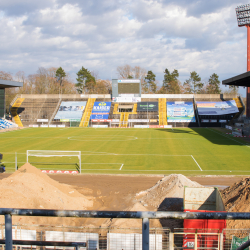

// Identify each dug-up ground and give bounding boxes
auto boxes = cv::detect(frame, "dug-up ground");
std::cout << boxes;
[0,163,248,229]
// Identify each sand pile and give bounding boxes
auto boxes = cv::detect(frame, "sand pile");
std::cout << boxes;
[136,174,203,210]
[221,177,250,229]
[0,163,93,226]
[101,202,162,229]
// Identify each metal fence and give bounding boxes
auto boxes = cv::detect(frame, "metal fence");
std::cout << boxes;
[0,225,170,250]
[1,209,250,250]
[1,225,250,250]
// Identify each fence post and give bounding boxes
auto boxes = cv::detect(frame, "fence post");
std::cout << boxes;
[169,232,174,250]
[220,231,224,250]
[142,218,149,250]
[5,214,12,250]
[194,231,197,250]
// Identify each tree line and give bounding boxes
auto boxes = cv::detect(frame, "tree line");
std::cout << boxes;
[116,64,238,95]
[1,65,238,112]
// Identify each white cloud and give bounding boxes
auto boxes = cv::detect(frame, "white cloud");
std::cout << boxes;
[0,0,248,96]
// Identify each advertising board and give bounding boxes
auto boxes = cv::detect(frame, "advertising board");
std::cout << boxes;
[196,100,239,115]
[137,102,158,111]
[112,97,141,102]
[167,102,196,122]
[128,119,149,122]
[232,128,242,136]
[91,102,111,119]
[92,125,108,128]
[37,119,48,122]
[134,125,149,128]
[54,101,86,121]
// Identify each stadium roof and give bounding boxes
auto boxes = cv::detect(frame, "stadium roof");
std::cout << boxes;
[0,79,23,89]
[222,71,250,87]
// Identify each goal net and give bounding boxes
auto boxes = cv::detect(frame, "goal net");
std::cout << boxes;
[26,150,81,172]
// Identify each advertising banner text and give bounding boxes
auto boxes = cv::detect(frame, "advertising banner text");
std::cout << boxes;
[137,102,158,111]
[91,102,111,119]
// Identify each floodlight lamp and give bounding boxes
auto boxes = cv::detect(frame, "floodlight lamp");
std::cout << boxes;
[236,3,250,26]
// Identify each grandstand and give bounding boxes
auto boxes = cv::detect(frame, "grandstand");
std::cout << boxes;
[8,93,244,129]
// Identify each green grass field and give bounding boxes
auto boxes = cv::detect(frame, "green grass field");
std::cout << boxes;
[0,127,249,175]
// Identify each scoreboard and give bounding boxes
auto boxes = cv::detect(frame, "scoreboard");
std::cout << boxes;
[112,79,141,98]
[118,82,140,94]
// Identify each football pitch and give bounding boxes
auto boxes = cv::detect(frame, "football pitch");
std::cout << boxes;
[0,127,249,175]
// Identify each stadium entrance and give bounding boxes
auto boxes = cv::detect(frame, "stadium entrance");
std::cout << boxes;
[118,104,133,112]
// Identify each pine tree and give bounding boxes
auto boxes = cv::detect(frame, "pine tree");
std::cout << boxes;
[55,67,66,94]
[207,73,221,94]
[185,71,203,93]
[76,67,96,94]
[145,70,157,93]
[162,69,181,94]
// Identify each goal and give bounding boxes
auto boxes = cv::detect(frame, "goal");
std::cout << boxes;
[26,150,81,172]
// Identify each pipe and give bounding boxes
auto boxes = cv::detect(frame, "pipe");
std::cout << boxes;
[5,214,12,250]
[0,240,86,247]
[142,218,149,250]
[0,208,250,220]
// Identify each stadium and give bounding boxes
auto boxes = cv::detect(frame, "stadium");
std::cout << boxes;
[1,3,250,250]
[0,73,250,250]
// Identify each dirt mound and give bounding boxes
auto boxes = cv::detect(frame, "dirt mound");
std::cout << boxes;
[101,202,162,229]
[221,177,250,229]
[136,174,203,210]
[134,174,203,230]
[0,163,93,226]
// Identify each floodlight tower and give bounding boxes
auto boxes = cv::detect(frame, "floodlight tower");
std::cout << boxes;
[236,4,250,117]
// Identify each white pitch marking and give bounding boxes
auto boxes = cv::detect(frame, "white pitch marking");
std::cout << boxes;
[191,155,202,171]
[119,164,124,170]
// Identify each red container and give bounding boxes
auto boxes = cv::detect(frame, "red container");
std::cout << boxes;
[183,209,226,250]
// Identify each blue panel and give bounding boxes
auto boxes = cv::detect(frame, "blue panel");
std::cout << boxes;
[196,100,239,115]
[91,102,111,119]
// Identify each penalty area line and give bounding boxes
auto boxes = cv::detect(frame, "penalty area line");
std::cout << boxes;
[191,155,202,171]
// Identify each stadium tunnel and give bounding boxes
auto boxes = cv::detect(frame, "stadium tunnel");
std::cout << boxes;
[0,79,23,119]
[222,71,250,118]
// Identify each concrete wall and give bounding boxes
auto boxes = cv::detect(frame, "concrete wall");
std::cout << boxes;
[17,93,237,99]
[184,187,225,211]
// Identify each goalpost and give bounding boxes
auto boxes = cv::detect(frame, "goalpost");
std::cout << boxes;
[26,150,81,173]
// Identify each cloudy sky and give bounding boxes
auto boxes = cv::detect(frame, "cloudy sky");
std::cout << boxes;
[0,0,248,95]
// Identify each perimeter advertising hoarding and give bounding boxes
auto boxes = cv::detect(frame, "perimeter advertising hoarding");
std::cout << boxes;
[167,102,196,122]
[91,102,111,119]
[196,100,239,115]
[137,102,158,111]
[54,101,86,121]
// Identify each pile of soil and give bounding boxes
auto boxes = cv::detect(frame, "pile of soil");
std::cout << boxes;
[134,174,203,229]
[0,163,93,226]
[221,177,250,229]
[136,174,202,210]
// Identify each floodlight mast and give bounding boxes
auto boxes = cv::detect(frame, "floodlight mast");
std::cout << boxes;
[236,4,250,117]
